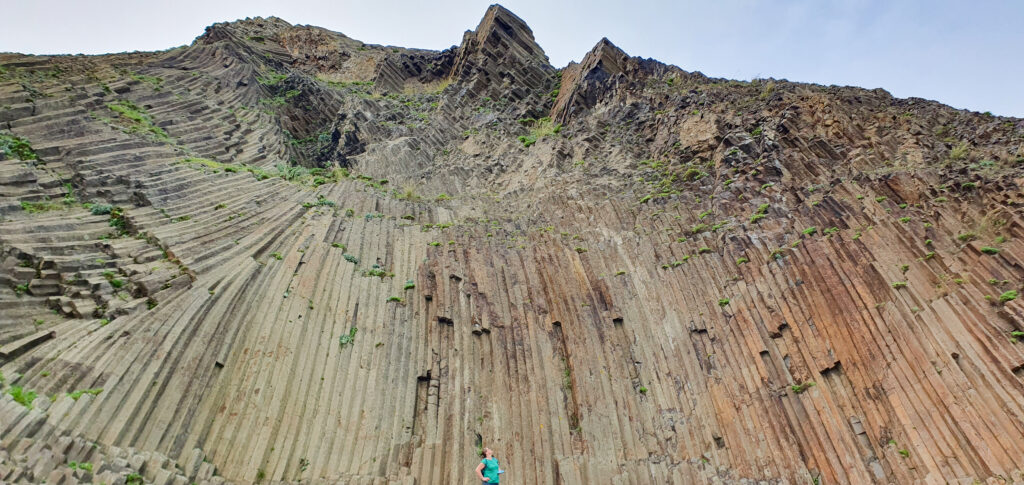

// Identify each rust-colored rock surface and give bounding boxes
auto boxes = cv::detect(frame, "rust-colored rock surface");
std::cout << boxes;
[1,4,1023,484]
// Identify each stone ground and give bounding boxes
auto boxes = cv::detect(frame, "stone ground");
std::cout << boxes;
[1,4,1023,484]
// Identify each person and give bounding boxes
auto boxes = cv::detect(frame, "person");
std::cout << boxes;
[475,447,502,483]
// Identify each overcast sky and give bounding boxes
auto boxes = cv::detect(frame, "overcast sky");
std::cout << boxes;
[2,0,1021,116]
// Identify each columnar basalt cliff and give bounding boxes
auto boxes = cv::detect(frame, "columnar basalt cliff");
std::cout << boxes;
[1,5,1023,484]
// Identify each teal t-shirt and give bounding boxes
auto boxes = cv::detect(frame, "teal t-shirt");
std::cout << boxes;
[481,457,500,483]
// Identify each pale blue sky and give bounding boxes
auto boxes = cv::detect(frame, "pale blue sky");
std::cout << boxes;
[2,0,1021,116]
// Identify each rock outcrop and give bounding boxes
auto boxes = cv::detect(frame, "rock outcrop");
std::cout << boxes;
[553,37,643,122]
[448,5,555,103]
[0,5,1022,485]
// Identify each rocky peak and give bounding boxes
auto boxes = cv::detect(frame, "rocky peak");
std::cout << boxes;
[552,37,646,122]
[194,16,294,45]
[469,4,547,61]
[447,4,554,102]
[583,37,631,76]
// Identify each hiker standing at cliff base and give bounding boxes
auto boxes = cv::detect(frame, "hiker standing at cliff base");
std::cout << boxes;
[475,447,504,483]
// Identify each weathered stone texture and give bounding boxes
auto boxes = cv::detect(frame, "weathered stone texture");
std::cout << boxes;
[0,4,1022,485]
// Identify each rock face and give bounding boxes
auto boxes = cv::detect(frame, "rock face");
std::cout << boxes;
[1,5,1023,485]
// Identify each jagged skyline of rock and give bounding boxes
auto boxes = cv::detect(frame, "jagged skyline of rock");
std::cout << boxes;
[3,2,1023,116]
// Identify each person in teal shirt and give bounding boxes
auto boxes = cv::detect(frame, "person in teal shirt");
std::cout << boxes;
[475,447,502,483]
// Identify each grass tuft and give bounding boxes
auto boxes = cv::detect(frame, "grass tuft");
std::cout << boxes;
[791,381,815,394]
[106,100,170,142]
[0,133,37,160]
[7,386,37,408]
[68,388,103,400]
[517,117,562,147]
[949,142,969,161]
